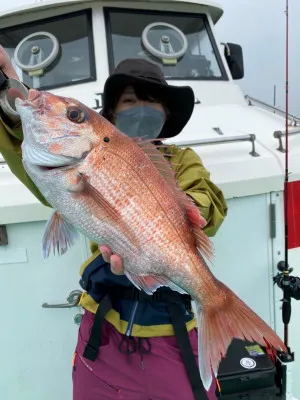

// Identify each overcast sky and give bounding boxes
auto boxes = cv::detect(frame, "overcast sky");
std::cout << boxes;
[215,0,299,116]
[1,0,299,115]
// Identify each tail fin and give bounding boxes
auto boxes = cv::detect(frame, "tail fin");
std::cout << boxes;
[195,282,287,391]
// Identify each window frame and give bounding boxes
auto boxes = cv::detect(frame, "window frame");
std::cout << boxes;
[104,6,229,82]
[0,8,97,91]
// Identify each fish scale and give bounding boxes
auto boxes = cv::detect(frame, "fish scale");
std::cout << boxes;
[15,88,288,391]
[81,145,187,263]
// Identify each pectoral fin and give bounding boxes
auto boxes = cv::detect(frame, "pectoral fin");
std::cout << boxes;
[79,173,139,249]
[42,210,79,258]
[79,173,120,222]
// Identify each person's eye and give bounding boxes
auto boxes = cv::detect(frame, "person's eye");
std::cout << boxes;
[122,96,136,103]
[148,97,159,103]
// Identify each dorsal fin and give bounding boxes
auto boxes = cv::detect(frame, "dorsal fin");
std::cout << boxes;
[132,137,214,263]
[132,137,178,188]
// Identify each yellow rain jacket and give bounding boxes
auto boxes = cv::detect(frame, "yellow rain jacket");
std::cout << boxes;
[0,113,228,336]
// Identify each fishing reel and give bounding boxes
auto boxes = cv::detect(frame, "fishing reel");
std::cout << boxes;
[273,261,300,301]
[272,261,296,399]
[0,69,28,122]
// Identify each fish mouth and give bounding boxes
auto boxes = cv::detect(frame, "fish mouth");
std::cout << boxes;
[24,160,77,175]
[37,165,64,171]
[38,160,78,170]
[15,89,43,111]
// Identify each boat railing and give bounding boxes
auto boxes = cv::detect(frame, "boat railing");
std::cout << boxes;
[169,134,260,157]
[245,95,300,126]
[273,128,300,152]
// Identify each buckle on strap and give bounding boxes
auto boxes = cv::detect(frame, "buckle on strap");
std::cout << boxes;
[133,289,153,302]
[109,286,192,306]
[82,343,99,361]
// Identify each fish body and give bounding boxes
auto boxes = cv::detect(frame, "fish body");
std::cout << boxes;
[15,89,287,390]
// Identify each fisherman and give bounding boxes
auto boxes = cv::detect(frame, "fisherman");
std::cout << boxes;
[0,46,228,400]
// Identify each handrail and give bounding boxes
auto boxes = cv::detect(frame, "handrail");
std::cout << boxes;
[0,135,260,171]
[245,95,300,126]
[168,134,260,157]
[273,128,300,152]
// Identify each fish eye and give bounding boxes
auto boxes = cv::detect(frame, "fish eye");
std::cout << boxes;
[67,106,85,123]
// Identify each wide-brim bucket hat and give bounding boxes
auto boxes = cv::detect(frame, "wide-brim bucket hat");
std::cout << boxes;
[101,58,195,139]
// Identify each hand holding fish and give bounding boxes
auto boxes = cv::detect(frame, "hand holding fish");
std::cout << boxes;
[0,45,27,122]
[0,45,19,80]
[99,244,124,275]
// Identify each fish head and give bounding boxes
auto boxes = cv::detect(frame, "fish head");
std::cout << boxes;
[15,89,108,170]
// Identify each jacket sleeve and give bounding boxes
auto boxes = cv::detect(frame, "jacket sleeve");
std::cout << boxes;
[169,145,228,237]
[0,116,51,207]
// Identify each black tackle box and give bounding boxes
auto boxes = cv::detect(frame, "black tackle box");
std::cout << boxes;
[215,338,281,399]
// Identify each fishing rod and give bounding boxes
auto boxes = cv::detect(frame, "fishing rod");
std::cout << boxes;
[282,0,291,348]
[273,0,300,355]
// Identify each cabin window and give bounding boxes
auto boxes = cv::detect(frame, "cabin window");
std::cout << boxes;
[0,9,96,90]
[104,8,227,81]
